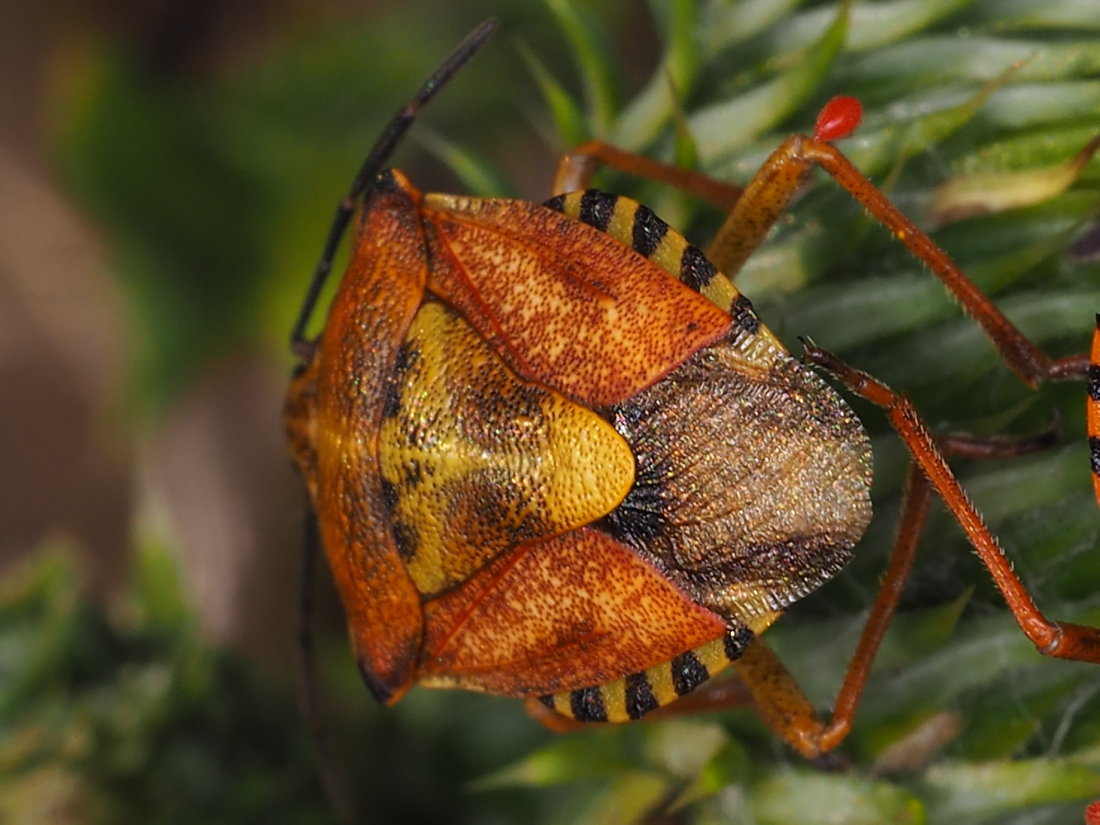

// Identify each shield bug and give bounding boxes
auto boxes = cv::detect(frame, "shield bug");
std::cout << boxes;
[284,20,1100,760]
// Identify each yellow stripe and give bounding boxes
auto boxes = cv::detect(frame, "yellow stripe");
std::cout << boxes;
[650,231,687,278]
[695,637,727,673]
[558,191,583,220]
[601,678,628,723]
[646,660,679,707]
[551,691,574,720]
[701,272,741,315]
[607,196,637,246]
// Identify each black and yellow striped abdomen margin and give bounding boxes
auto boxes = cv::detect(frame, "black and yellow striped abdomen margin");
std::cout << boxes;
[544,189,774,345]
[538,627,755,723]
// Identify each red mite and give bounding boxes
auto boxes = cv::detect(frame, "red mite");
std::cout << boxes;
[814,95,862,142]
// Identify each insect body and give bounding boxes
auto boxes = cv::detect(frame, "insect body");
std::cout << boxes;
[285,21,1100,756]
[286,162,872,720]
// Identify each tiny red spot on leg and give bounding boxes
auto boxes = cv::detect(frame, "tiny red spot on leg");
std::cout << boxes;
[815,96,863,142]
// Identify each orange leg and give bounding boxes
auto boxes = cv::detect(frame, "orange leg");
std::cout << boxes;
[708,135,1093,389]
[804,342,1100,664]
[553,140,744,210]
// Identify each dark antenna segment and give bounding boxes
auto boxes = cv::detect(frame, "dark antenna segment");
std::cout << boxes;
[290,19,499,357]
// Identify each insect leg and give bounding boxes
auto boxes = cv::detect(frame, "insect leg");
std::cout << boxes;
[778,426,1059,757]
[721,133,1094,388]
[729,638,834,759]
[552,140,743,209]
[804,342,1100,664]
[298,504,358,823]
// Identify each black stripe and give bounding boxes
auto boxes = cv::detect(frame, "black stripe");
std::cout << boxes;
[537,694,555,709]
[384,341,418,418]
[570,686,608,722]
[1090,436,1100,476]
[1088,364,1100,402]
[542,194,566,213]
[723,626,754,661]
[670,650,709,696]
[680,245,717,292]
[731,294,760,334]
[631,204,668,258]
[579,190,616,232]
[382,380,401,419]
[380,478,399,512]
[624,672,659,720]
[390,519,419,562]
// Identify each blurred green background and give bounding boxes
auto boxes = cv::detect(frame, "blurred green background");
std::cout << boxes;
[3,0,1100,823]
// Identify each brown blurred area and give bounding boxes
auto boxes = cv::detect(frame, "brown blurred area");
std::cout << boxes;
[0,0,371,667]
[2,0,134,596]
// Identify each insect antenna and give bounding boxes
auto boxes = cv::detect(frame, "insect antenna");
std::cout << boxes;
[290,18,499,357]
[296,503,359,823]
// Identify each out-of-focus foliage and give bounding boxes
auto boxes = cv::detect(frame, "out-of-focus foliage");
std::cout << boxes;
[13,0,1100,823]
[0,546,326,823]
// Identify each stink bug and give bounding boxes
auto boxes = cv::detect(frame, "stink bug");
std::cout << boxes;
[284,20,1100,760]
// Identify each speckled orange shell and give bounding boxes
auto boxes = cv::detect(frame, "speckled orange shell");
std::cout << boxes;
[419,190,733,406]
